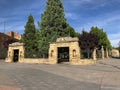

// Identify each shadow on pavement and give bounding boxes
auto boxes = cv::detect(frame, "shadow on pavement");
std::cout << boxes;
[111,57,120,59]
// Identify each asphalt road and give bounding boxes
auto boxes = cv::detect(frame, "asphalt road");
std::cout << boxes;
[0,58,120,90]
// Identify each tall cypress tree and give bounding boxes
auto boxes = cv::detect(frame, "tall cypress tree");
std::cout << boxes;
[38,0,76,56]
[21,14,37,58]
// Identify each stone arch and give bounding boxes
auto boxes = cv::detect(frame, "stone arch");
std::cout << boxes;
[49,37,80,64]
[5,42,25,63]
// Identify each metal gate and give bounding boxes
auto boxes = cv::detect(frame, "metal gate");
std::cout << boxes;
[13,49,19,62]
[58,47,69,63]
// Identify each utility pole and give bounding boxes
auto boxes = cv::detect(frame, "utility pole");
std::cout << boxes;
[4,21,6,34]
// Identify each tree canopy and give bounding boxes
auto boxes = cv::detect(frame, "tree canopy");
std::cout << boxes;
[79,30,99,58]
[90,26,112,49]
[79,30,98,49]
[21,14,37,58]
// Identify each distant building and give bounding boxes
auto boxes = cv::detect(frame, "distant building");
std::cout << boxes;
[0,32,20,59]
[111,49,119,57]
[7,31,21,40]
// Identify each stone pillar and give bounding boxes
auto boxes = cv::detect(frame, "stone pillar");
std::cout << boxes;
[101,46,104,60]
[70,42,80,64]
[19,46,25,63]
[48,43,57,64]
[93,47,97,60]
[106,48,109,58]
[5,47,13,62]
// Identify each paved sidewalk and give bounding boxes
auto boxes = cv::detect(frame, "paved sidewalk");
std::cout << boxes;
[0,85,21,90]
[0,58,120,90]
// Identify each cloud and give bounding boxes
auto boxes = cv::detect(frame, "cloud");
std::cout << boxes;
[108,33,120,41]
[70,0,92,6]
[63,0,93,11]
[108,32,120,47]
[65,12,80,20]
[0,18,5,23]
[110,39,120,47]
[80,11,120,31]
[2,21,25,34]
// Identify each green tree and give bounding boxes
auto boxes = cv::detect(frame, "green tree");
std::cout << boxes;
[90,26,112,49]
[21,14,37,58]
[38,0,76,56]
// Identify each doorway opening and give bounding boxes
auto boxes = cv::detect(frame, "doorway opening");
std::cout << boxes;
[58,47,69,63]
[13,49,19,62]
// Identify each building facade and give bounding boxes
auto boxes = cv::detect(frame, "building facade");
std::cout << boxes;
[7,31,21,40]
[0,32,20,59]
[111,49,119,57]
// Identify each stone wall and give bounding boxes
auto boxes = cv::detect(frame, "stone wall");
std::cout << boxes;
[20,58,49,64]
[19,58,95,65]
[5,37,100,65]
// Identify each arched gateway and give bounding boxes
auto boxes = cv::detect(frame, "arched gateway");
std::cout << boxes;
[5,42,25,63]
[48,37,81,64]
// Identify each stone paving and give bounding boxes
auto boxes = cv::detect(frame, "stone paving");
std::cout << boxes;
[0,58,120,90]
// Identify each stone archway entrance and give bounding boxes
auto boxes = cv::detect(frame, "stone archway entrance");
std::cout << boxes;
[5,42,25,63]
[49,37,81,64]
[13,49,19,62]
[58,47,69,63]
